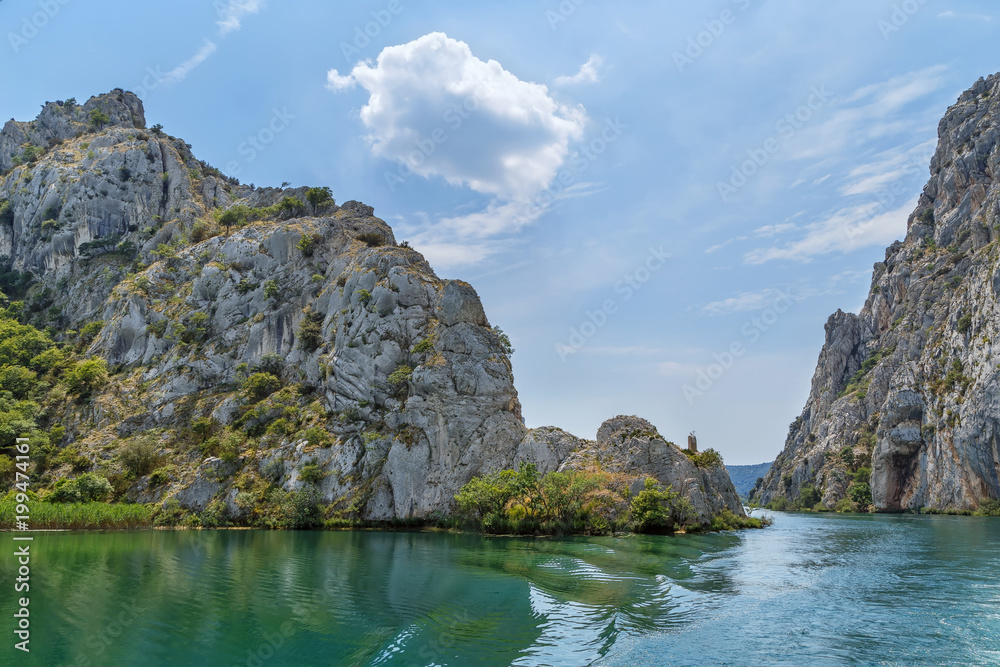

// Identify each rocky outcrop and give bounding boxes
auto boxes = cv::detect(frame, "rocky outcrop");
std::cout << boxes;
[754,73,1000,512]
[556,416,744,524]
[1,90,744,524]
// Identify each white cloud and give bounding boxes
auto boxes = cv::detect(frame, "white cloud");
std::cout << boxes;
[217,0,264,35]
[162,41,218,84]
[326,69,356,92]
[326,32,592,264]
[744,196,916,264]
[328,32,587,203]
[555,54,603,86]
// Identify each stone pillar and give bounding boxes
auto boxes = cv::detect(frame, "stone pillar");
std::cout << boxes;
[688,433,698,453]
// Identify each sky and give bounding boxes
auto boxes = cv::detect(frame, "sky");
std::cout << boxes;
[1,0,998,464]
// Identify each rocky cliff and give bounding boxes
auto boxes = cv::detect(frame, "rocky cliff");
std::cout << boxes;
[1,91,743,525]
[754,73,1000,512]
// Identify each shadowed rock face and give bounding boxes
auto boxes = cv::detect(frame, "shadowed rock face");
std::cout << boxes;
[755,72,1000,512]
[1,90,743,523]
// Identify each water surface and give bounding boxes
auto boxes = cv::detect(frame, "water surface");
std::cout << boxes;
[2,512,999,665]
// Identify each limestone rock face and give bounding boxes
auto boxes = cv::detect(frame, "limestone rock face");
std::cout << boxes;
[755,73,1000,512]
[1,90,743,524]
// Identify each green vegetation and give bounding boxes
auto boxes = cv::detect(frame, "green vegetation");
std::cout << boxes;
[296,232,322,257]
[243,372,281,402]
[387,364,413,386]
[88,109,111,128]
[684,447,724,469]
[119,437,159,478]
[357,232,385,247]
[839,346,893,398]
[48,473,113,502]
[0,497,154,529]
[957,313,973,334]
[64,359,108,397]
[306,186,334,212]
[453,463,764,535]
[297,311,324,351]
[492,325,514,356]
[298,462,324,484]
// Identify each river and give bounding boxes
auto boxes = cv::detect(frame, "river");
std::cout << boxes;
[2,511,999,665]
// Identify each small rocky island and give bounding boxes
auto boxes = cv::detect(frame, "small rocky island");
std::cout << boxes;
[0,91,746,531]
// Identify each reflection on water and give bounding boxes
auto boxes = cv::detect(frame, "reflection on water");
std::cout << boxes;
[2,513,1000,665]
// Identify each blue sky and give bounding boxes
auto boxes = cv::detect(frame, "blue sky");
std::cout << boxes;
[2,0,997,463]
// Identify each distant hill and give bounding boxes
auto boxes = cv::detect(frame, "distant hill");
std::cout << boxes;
[725,462,772,500]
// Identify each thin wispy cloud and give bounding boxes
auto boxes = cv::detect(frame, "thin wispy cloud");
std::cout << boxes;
[938,10,992,22]
[217,0,265,35]
[701,287,806,316]
[162,41,218,84]
[744,196,917,264]
[785,66,948,161]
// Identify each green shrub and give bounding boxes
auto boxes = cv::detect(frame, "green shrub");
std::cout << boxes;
[412,336,435,354]
[834,497,858,513]
[797,484,822,509]
[263,279,279,301]
[387,364,413,386]
[629,477,693,533]
[957,313,972,334]
[492,326,514,356]
[120,438,159,478]
[975,499,1000,517]
[79,320,104,343]
[243,372,281,401]
[296,232,322,257]
[297,311,324,351]
[48,473,113,503]
[88,109,111,128]
[298,462,324,484]
[767,496,790,511]
[710,508,770,530]
[148,467,173,486]
[849,481,872,510]
[306,186,333,211]
[687,448,723,469]
[357,232,385,247]
[64,359,109,397]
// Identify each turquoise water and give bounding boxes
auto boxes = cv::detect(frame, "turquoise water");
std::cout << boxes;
[2,512,1000,665]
